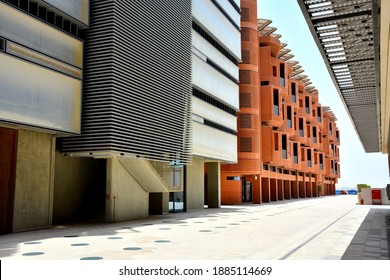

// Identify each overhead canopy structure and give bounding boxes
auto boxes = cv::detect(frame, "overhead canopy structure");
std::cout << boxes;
[297,0,381,153]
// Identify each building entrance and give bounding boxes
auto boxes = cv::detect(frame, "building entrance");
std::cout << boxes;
[242,178,252,202]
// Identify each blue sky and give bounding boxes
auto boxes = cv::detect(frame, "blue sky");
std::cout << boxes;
[257,0,389,189]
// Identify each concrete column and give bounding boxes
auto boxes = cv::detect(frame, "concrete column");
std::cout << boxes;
[207,162,221,208]
[186,157,205,210]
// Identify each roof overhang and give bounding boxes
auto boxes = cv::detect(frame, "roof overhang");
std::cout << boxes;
[297,0,381,153]
[380,0,390,153]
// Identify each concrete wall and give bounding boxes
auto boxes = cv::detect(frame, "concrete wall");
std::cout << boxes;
[106,158,148,222]
[13,129,54,232]
[361,188,390,205]
[186,157,205,211]
[381,189,390,205]
[53,151,106,222]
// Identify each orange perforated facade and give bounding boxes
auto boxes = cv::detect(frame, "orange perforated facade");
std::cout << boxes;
[221,0,340,205]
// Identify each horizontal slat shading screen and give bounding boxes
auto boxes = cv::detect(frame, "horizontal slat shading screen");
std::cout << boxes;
[61,0,193,164]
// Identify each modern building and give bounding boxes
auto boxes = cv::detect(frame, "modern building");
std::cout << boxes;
[0,0,241,234]
[0,0,88,235]
[221,0,341,205]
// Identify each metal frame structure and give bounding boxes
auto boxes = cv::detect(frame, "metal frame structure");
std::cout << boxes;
[297,0,381,152]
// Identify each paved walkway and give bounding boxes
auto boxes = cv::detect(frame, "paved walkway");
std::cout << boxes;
[0,195,388,260]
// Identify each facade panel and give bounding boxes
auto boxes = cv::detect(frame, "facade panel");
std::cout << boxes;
[192,54,239,109]
[0,53,81,133]
[193,122,237,162]
[214,0,240,26]
[0,2,83,68]
[42,0,89,25]
[192,0,241,58]
[61,0,192,163]
[192,97,237,131]
[192,31,238,80]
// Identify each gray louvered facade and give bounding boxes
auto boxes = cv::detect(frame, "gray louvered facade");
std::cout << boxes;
[61,0,193,164]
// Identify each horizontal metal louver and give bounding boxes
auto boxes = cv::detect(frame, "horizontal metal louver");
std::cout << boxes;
[61,0,193,163]
[298,0,380,152]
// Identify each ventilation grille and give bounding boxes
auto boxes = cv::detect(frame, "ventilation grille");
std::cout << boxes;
[241,8,249,21]
[241,49,251,64]
[241,27,250,41]
[239,114,252,129]
[240,70,251,84]
[240,137,252,152]
[240,92,252,108]
[61,0,193,163]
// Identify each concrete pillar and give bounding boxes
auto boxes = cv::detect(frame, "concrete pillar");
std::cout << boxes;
[207,162,221,208]
[13,129,55,232]
[262,177,270,202]
[186,157,205,210]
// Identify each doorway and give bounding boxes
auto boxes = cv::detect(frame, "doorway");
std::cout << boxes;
[242,177,252,202]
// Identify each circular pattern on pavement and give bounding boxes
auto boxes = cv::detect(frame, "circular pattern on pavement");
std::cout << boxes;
[71,243,89,247]
[123,247,142,251]
[80,257,103,260]
[22,252,45,256]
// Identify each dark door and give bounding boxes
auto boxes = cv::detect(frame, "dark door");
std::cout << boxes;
[241,177,246,202]
[0,128,18,235]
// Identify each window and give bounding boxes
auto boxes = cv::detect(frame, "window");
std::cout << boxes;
[273,89,279,115]
[287,106,292,128]
[227,176,240,180]
[299,118,304,137]
[272,66,277,77]
[336,130,340,142]
[329,123,333,135]
[319,154,324,170]
[305,96,310,114]
[307,149,312,167]
[291,83,297,102]
[274,133,279,151]
[280,63,285,86]
[282,135,287,159]
[293,143,298,164]
[317,107,322,122]
[313,127,317,143]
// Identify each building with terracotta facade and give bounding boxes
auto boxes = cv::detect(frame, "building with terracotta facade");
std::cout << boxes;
[221,0,340,205]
